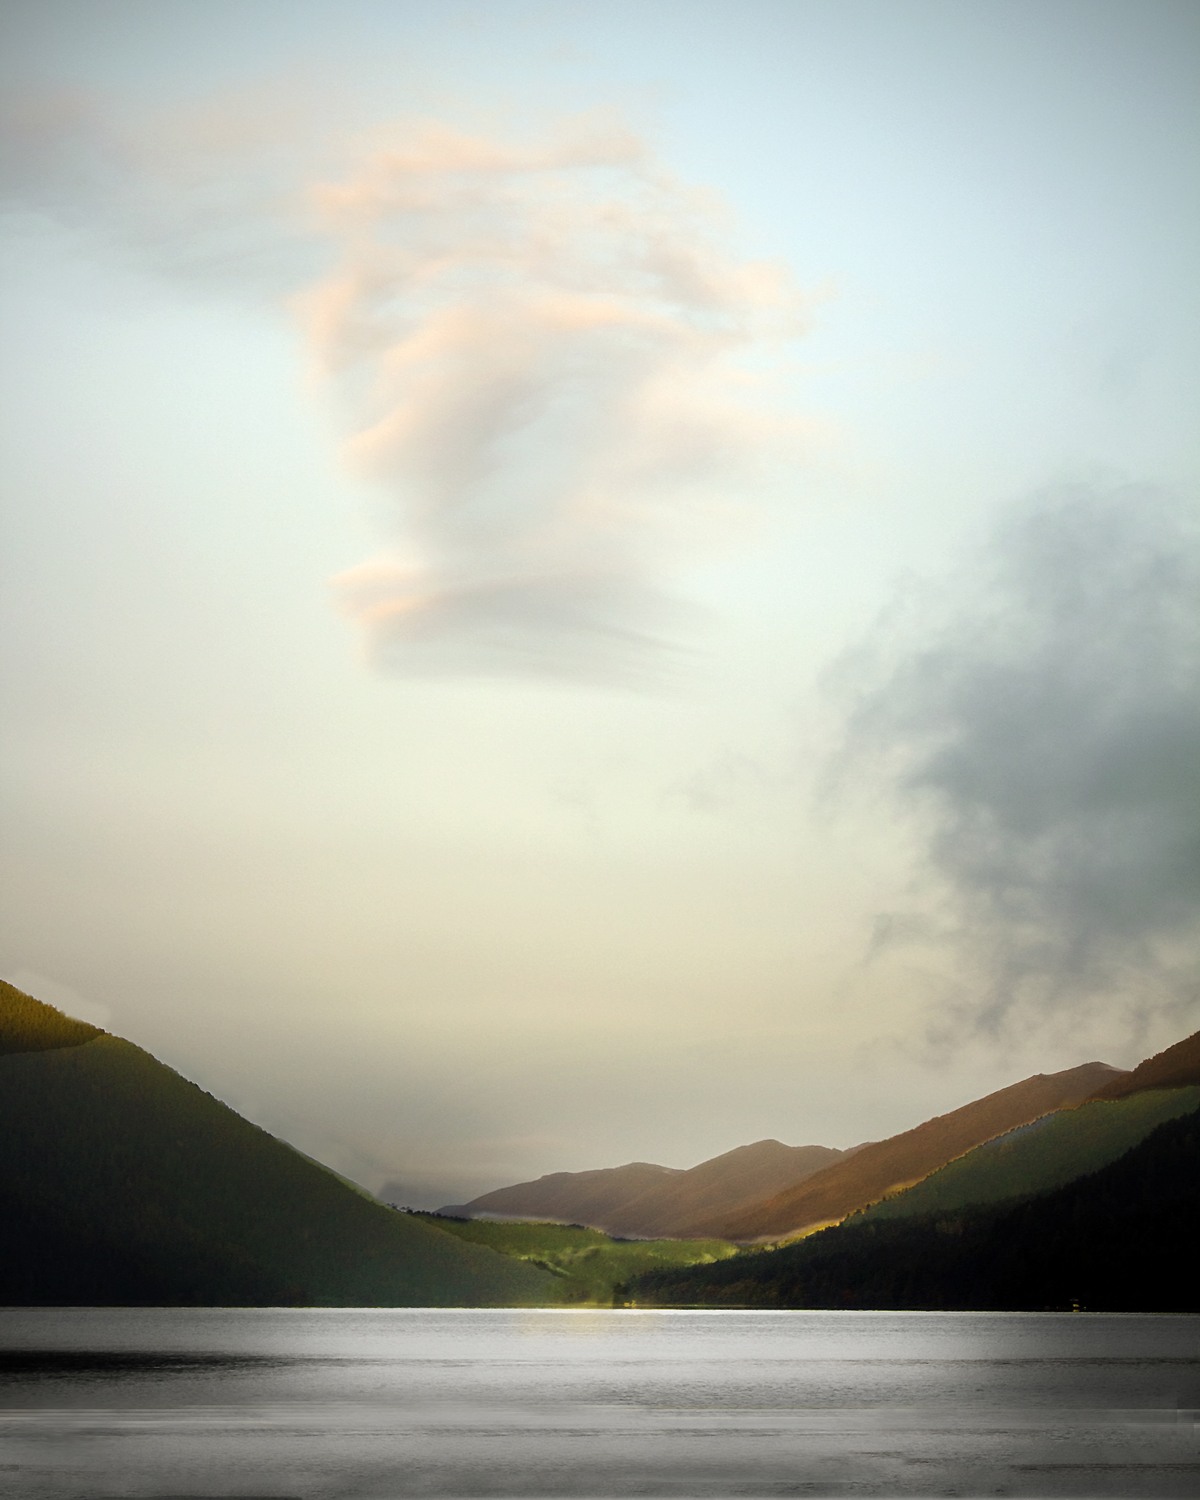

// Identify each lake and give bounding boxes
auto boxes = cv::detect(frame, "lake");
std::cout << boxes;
[0,1307,1196,1496]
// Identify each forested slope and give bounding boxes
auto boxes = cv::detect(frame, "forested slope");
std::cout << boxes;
[0,978,103,1053]
[0,987,552,1307]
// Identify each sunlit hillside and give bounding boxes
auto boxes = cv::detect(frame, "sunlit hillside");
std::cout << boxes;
[854,1086,1200,1225]
[0,979,104,1054]
[1086,1029,1200,1099]
[683,1062,1124,1240]
[412,1214,738,1304]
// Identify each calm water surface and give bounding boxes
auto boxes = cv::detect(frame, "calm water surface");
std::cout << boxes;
[0,1307,1196,1497]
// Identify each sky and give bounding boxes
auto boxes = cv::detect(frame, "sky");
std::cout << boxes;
[1,0,1197,1208]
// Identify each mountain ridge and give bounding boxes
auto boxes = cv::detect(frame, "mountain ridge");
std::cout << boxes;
[698,1061,1125,1240]
[449,1060,1129,1243]
[0,978,105,1054]
[852,1085,1200,1226]
[1085,1028,1200,1100]
[440,1139,848,1238]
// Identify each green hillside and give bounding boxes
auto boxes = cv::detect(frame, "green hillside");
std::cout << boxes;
[0,978,103,1054]
[854,1086,1200,1224]
[412,1214,737,1304]
[629,1102,1200,1312]
[0,989,553,1307]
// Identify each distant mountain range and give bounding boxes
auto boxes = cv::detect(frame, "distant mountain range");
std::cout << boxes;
[445,1027,1200,1246]
[442,1061,1125,1239]
[439,1139,852,1237]
[0,981,553,1307]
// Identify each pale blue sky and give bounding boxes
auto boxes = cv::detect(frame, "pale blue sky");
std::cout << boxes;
[2,1,1197,1203]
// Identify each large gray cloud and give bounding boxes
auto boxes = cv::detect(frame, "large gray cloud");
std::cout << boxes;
[836,482,1200,1034]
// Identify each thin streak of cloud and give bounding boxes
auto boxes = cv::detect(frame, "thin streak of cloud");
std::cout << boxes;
[1,80,330,292]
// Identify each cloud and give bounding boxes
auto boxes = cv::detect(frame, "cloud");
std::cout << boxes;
[301,115,811,684]
[0,81,325,294]
[834,482,1200,1036]
[3,97,812,685]
[332,561,701,688]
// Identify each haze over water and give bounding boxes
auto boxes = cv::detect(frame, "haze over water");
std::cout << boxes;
[1,1308,1196,1497]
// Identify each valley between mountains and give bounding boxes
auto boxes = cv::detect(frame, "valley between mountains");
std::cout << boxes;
[2,978,1197,1310]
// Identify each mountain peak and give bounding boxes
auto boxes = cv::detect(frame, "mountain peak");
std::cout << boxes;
[1086,1030,1200,1101]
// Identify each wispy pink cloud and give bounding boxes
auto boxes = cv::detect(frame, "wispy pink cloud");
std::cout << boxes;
[300,114,813,684]
[2,94,817,685]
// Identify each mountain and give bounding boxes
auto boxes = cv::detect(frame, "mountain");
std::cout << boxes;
[630,1100,1200,1312]
[614,1140,853,1236]
[852,1084,1200,1225]
[690,1061,1124,1241]
[0,982,553,1306]
[441,1139,848,1238]
[441,1161,685,1228]
[1084,1026,1200,1100]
